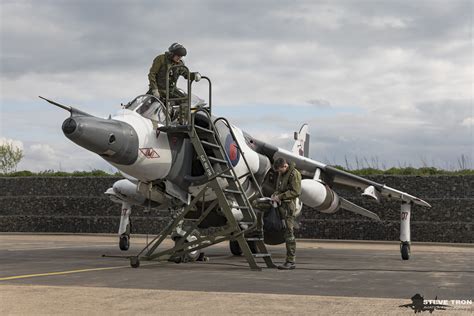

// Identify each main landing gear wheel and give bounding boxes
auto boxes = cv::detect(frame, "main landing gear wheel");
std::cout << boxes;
[172,237,201,263]
[247,240,258,253]
[130,256,140,268]
[229,240,258,256]
[230,240,242,256]
[400,242,410,260]
[119,234,130,251]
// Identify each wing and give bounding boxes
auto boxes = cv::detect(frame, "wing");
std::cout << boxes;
[321,163,431,207]
[248,137,431,208]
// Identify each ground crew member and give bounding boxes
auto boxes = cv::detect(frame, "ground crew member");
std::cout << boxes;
[147,42,188,123]
[271,157,302,270]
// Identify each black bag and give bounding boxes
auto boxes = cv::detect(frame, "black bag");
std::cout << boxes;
[263,206,286,232]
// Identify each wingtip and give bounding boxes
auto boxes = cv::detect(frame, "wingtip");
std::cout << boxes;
[421,201,432,208]
[414,198,432,208]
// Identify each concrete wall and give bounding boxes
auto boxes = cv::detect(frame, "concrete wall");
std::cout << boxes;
[0,176,472,242]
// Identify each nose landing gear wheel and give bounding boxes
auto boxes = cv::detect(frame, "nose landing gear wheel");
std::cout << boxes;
[400,242,410,260]
[119,234,130,251]
[130,256,140,268]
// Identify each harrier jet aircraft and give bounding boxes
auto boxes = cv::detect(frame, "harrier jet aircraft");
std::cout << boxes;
[40,66,430,270]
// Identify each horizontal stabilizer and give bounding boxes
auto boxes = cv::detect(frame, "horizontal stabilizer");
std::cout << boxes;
[340,198,381,222]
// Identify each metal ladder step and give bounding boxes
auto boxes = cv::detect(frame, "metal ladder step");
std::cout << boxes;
[208,157,228,164]
[253,253,272,258]
[217,173,235,179]
[195,125,214,134]
[238,172,250,180]
[223,188,243,194]
[245,237,264,241]
[234,205,249,209]
[239,222,255,225]
[200,140,220,149]
[230,205,249,210]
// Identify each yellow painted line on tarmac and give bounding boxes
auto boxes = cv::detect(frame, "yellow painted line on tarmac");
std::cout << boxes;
[0,265,130,281]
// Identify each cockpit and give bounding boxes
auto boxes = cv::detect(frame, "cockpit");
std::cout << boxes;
[124,93,207,123]
[124,95,166,123]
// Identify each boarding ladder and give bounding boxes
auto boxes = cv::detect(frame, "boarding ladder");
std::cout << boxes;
[130,66,276,270]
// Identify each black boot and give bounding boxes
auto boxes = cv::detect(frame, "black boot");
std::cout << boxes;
[278,261,295,270]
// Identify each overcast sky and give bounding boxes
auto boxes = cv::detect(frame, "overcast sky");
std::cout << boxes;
[0,0,472,171]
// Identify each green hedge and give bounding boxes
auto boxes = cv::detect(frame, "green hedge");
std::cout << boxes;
[0,169,120,177]
[331,166,474,176]
[1,167,473,177]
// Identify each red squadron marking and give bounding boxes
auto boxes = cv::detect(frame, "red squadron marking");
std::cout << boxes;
[229,143,238,161]
[139,148,160,159]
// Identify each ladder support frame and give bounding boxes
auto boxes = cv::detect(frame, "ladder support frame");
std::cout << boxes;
[136,72,275,270]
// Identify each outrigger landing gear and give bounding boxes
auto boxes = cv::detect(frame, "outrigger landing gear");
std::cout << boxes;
[400,201,412,260]
[400,241,410,260]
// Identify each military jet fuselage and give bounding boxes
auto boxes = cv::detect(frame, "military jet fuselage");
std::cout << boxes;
[41,70,430,268]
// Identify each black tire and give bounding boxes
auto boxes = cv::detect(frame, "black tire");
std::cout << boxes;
[401,243,410,260]
[119,235,130,251]
[174,237,201,262]
[247,240,258,254]
[230,240,242,256]
[197,252,207,261]
[130,256,140,268]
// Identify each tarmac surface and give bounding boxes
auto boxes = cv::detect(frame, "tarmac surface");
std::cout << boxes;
[0,234,473,315]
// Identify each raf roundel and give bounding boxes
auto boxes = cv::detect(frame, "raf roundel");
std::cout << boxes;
[225,134,240,167]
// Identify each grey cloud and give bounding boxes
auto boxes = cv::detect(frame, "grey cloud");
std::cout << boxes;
[303,100,473,168]
[240,97,472,169]
[307,99,331,108]
[1,0,471,77]
[1,0,472,170]
[415,99,472,123]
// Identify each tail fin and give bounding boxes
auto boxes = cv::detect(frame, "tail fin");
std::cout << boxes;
[292,124,310,158]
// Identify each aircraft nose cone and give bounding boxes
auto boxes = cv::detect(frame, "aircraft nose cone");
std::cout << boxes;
[62,115,139,165]
[62,118,77,134]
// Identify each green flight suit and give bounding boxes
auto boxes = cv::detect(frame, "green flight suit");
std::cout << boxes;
[147,52,188,123]
[274,162,302,263]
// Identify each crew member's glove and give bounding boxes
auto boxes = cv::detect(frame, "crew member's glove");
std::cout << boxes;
[152,89,160,98]
[271,194,281,204]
